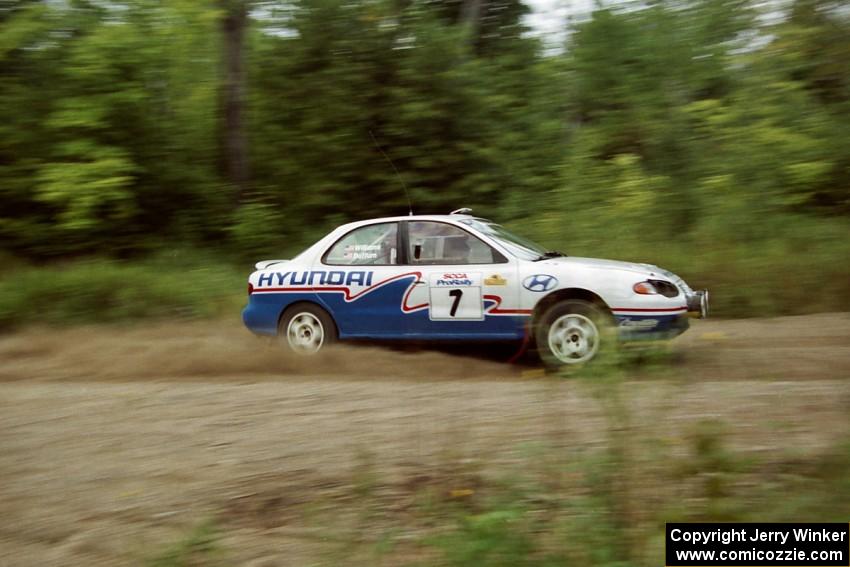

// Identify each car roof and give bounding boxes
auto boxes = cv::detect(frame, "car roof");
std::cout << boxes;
[339,214,487,229]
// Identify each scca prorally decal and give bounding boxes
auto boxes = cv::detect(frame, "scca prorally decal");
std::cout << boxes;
[256,270,374,287]
[522,274,558,292]
[435,273,473,286]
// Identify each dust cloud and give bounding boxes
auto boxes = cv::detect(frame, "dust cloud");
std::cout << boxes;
[0,320,518,382]
[2,313,849,383]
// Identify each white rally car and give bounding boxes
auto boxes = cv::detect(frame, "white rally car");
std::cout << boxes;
[242,210,708,367]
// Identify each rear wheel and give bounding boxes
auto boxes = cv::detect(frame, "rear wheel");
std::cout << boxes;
[535,299,612,368]
[278,303,337,355]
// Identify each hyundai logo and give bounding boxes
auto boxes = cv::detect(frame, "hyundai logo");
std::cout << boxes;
[523,274,558,292]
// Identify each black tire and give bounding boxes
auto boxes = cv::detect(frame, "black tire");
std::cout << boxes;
[278,303,337,355]
[534,299,613,369]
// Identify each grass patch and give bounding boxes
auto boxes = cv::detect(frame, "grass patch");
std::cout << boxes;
[146,521,222,567]
[2,212,849,329]
[0,250,245,330]
[522,212,850,318]
[410,432,850,567]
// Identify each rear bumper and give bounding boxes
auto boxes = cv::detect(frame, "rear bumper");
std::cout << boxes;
[242,302,279,336]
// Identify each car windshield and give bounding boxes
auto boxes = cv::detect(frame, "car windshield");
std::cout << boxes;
[458,218,551,261]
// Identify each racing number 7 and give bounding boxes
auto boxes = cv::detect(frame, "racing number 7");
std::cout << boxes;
[449,289,463,317]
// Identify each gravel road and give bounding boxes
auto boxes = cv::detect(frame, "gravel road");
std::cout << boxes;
[1,313,848,566]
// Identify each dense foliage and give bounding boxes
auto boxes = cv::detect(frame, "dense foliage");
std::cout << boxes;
[1,0,848,317]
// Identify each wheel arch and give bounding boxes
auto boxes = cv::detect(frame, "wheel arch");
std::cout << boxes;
[532,288,613,326]
[277,300,339,337]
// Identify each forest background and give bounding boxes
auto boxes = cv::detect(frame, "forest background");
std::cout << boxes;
[1,0,848,326]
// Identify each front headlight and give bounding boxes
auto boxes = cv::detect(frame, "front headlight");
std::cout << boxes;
[633,281,658,295]
[633,280,680,297]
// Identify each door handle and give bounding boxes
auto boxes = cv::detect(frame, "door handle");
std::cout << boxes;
[414,280,426,285]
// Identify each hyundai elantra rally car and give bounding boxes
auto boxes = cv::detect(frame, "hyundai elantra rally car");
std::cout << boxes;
[242,210,709,367]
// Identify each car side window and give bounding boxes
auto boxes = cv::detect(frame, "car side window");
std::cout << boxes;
[324,222,399,265]
[408,221,506,265]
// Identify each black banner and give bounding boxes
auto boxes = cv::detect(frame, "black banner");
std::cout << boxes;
[666,523,849,566]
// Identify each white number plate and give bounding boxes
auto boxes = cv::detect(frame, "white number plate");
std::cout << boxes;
[428,272,483,320]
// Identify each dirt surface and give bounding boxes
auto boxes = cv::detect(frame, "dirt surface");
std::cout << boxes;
[1,313,849,566]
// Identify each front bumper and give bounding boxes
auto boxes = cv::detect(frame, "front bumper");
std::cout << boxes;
[686,289,709,319]
[647,265,708,319]
[618,313,689,341]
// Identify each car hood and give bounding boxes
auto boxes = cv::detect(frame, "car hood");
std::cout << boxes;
[533,256,665,276]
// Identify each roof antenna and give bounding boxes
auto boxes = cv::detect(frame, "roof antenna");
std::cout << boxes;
[370,130,413,216]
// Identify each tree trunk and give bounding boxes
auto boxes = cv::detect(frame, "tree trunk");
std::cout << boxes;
[220,0,249,202]
[461,0,484,52]
[461,0,483,29]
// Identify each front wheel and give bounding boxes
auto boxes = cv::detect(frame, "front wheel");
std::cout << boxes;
[278,303,337,355]
[534,299,612,368]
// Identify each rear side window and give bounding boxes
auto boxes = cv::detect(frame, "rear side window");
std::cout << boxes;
[324,222,399,265]
[408,221,506,265]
